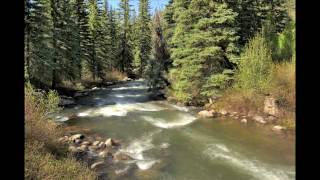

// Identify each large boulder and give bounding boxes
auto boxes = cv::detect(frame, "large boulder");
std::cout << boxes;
[253,115,266,124]
[264,96,279,116]
[198,110,217,118]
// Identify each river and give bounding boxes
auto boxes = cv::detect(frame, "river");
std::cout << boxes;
[55,79,295,180]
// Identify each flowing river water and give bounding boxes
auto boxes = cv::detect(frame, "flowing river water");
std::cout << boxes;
[55,80,295,180]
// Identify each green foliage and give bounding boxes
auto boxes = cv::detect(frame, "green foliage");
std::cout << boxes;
[25,82,61,116]
[145,12,171,91]
[236,31,272,92]
[118,0,134,73]
[25,83,96,180]
[136,0,152,76]
[274,21,296,61]
[201,69,235,97]
[168,0,239,104]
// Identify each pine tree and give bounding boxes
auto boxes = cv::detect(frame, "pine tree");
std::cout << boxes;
[169,0,239,104]
[87,0,101,80]
[225,0,290,46]
[136,0,151,76]
[28,0,54,87]
[145,11,171,91]
[109,7,120,70]
[163,0,175,48]
[118,0,134,74]
[75,0,90,79]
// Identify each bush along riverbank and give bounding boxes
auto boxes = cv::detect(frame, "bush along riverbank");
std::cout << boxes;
[25,82,97,179]
[168,27,295,134]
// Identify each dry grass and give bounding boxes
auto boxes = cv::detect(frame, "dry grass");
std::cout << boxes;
[214,88,265,115]
[104,69,127,82]
[214,61,295,129]
[25,84,96,179]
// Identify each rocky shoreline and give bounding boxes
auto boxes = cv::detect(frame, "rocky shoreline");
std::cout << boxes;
[58,132,137,179]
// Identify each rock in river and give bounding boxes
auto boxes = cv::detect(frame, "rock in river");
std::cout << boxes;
[253,115,266,124]
[241,118,248,124]
[105,138,120,147]
[272,125,285,132]
[198,110,217,118]
[69,134,85,141]
[113,152,132,161]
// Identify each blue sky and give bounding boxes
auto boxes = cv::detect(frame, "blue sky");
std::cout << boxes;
[108,0,169,14]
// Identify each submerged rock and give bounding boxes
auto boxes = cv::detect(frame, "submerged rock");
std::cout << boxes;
[113,152,132,161]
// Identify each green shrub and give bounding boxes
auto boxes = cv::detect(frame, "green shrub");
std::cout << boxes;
[236,31,272,93]
[25,83,96,179]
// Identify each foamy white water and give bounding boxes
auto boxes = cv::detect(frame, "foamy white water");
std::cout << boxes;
[142,114,197,129]
[203,144,295,180]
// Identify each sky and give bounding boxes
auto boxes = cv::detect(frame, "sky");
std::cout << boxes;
[108,0,170,14]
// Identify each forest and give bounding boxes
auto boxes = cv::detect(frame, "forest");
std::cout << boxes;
[25,0,295,179]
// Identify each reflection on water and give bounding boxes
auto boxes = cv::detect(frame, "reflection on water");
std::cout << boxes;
[56,80,295,180]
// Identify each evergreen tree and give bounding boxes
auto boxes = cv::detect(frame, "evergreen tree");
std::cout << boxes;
[28,0,54,87]
[163,0,175,48]
[169,0,239,104]
[75,0,90,79]
[136,0,152,76]
[145,11,171,91]
[87,0,102,80]
[109,7,120,70]
[118,0,134,74]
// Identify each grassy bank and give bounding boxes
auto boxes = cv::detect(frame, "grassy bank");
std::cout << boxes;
[212,61,295,129]
[25,83,96,180]
[209,27,295,130]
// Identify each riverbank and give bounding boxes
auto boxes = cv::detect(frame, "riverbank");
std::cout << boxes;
[25,83,97,179]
